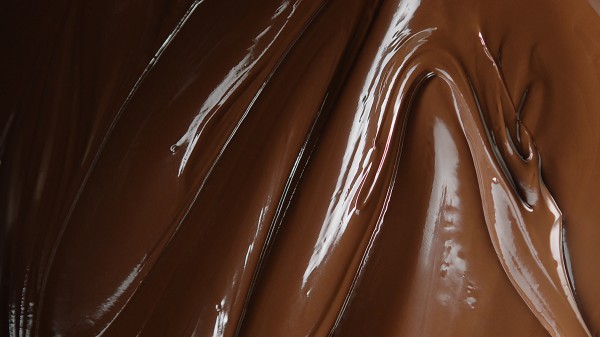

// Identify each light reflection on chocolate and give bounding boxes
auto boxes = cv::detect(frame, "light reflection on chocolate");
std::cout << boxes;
[1,0,600,336]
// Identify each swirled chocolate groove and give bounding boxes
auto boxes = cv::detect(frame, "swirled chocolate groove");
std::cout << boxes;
[1,0,600,336]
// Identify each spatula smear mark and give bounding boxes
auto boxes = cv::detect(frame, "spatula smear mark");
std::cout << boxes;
[456,34,592,337]
[330,27,592,336]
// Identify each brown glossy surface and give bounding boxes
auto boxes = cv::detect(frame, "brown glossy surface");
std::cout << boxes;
[2,0,600,336]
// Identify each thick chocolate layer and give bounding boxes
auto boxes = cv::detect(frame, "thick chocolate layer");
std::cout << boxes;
[2,0,600,336]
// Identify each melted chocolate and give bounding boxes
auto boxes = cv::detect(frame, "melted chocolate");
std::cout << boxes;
[2,0,600,336]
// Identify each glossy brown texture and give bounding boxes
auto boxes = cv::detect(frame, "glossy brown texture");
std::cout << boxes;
[2,0,600,336]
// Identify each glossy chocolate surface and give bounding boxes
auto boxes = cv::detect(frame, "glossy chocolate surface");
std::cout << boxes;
[2,0,600,336]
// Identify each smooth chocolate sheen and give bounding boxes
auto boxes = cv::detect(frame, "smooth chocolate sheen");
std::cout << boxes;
[2,0,600,336]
